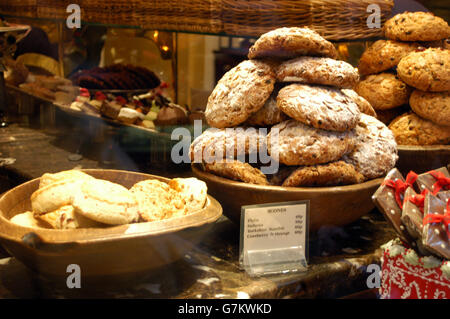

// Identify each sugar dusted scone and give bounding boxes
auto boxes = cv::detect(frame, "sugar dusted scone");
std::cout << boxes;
[130,179,186,222]
[168,178,208,213]
[72,179,139,225]
[39,169,93,189]
[343,114,398,180]
[341,89,377,117]
[37,205,104,229]
[10,211,48,228]
[248,27,338,60]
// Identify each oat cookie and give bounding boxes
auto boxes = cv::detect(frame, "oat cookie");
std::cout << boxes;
[384,12,450,42]
[268,120,355,166]
[341,89,377,117]
[189,127,267,163]
[282,161,365,187]
[343,114,398,180]
[354,73,412,110]
[130,179,186,222]
[205,60,275,128]
[397,48,450,92]
[204,160,269,185]
[410,90,450,127]
[245,91,288,126]
[388,112,450,145]
[276,56,359,89]
[358,40,420,75]
[277,84,360,131]
[168,178,208,213]
[248,27,338,60]
[72,179,139,225]
[266,166,298,186]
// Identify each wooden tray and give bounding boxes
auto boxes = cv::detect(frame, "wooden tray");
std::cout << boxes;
[192,164,382,232]
[0,169,222,281]
[396,145,450,175]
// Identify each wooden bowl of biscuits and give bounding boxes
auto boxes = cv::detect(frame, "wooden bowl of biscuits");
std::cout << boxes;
[0,169,222,281]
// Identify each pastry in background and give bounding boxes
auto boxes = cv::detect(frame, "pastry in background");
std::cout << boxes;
[409,90,450,127]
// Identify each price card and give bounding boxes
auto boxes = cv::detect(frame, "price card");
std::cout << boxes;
[239,200,309,277]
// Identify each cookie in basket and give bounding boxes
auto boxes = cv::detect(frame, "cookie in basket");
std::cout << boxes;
[245,90,288,127]
[282,161,365,187]
[248,27,338,60]
[397,48,450,92]
[341,89,376,117]
[130,179,186,222]
[276,56,359,89]
[410,90,450,127]
[36,205,104,229]
[384,11,450,42]
[277,84,361,131]
[168,178,208,213]
[72,178,140,225]
[388,112,450,145]
[268,120,355,166]
[343,114,398,180]
[357,40,421,75]
[204,160,269,185]
[354,73,412,110]
[205,60,275,128]
[39,169,93,189]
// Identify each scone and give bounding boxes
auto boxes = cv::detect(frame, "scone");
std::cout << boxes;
[357,40,420,75]
[388,112,450,145]
[168,178,208,213]
[384,12,450,42]
[276,56,359,89]
[282,161,365,187]
[354,73,412,110]
[343,114,398,180]
[205,60,275,128]
[277,84,361,131]
[245,90,288,127]
[341,89,377,117]
[203,160,269,185]
[10,211,48,228]
[248,27,338,60]
[130,179,186,222]
[268,120,355,166]
[36,205,104,229]
[72,179,139,225]
[409,90,450,127]
[39,169,93,189]
[397,48,450,92]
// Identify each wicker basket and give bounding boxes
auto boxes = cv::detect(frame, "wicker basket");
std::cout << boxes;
[221,0,394,40]
[81,0,142,27]
[0,0,37,18]
[36,0,74,19]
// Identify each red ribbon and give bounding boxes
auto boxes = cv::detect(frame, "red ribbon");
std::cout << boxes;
[429,170,450,195]
[383,171,418,209]
[423,199,450,238]
[407,189,429,213]
[95,91,107,101]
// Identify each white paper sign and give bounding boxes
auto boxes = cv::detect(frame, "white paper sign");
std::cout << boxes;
[239,200,309,276]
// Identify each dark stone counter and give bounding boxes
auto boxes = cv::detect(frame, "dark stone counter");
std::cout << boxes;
[0,122,396,299]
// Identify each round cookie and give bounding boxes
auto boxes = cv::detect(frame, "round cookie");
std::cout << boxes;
[354,73,412,110]
[276,56,359,89]
[358,40,420,75]
[343,114,398,180]
[397,48,450,92]
[384,12,450,42]
[204,160,269,185]
[341,89,377,117]
[277,84,360,131]
[410,90,450,127]
[72,179,139,225]
[248,27,338,60]
[282,161,365,187]
[267,120,356,166]
[388,112,450,145]
[245,91,288,126]
[189,127,267,164]
[205,60,275,128]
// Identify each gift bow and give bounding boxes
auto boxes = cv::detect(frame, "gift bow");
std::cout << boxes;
[383,171,418,209]
[407,189,429,213]
[423,199,450,238]
[429,170,450,194]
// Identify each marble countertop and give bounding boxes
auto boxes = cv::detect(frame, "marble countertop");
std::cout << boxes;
[0,121,396,299]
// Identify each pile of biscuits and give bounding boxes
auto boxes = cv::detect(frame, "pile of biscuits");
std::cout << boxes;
[191,27,398,187]
[356,11,450,145]
[10,170,208,229]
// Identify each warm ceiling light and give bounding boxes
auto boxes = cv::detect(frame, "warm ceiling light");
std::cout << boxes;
[161,45,169,52]
[153,31,158,39]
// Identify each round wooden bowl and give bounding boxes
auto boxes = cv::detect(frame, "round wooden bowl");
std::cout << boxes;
[0,169,222,281]
[396,145,450,175]
[192,164,382,232]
